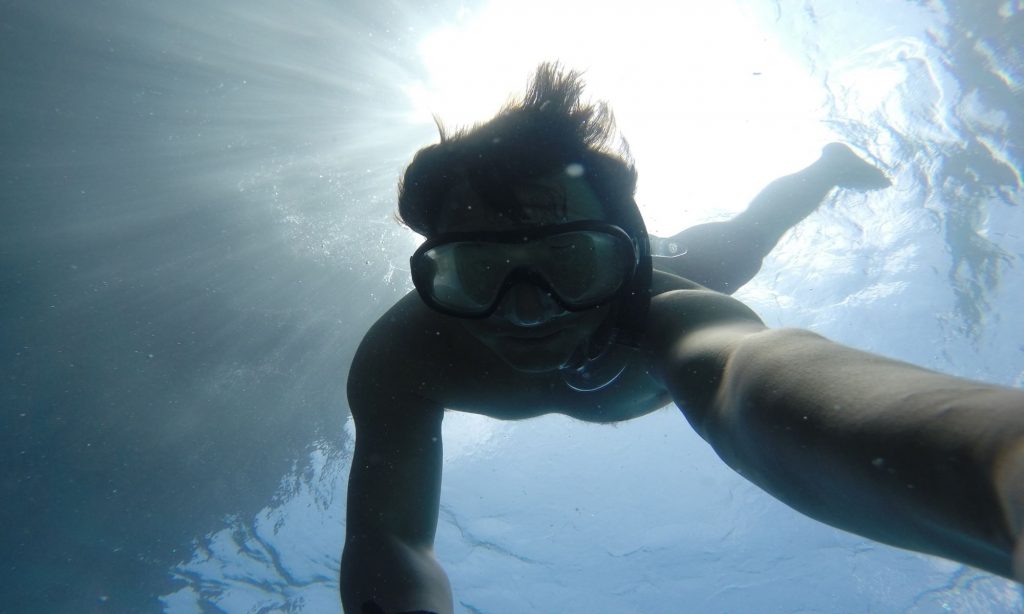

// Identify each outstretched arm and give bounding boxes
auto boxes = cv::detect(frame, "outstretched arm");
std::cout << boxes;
[646,290,1024,580]
[341,327,453,614]
[652,143,891,294]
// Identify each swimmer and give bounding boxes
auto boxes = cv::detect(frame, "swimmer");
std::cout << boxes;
[341,63,1024,614]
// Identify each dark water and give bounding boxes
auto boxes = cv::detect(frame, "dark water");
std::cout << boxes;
[1,1,450,611]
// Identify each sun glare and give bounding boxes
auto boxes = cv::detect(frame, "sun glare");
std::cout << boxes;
[408,0,833,235]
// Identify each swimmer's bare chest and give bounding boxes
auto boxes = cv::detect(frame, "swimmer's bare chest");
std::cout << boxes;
[389,271,694,423]
[434,344,671,423]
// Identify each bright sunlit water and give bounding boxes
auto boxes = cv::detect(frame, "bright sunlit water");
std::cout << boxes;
[2,0,1022,612]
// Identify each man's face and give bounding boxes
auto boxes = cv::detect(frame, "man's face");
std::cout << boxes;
[433,169,613,373]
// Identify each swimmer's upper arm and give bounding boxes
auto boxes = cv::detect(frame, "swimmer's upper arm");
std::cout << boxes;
[647,289,1024,580]
[340,320,453,614]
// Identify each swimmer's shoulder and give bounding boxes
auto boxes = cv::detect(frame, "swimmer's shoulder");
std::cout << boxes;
[650,269,706,296]
[350,291,507,399]
[353,290,580,417]
[354,290,482,364]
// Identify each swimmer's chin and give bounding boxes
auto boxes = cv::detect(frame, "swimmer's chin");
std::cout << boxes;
[494,352,569,373]
[487,343,576,373]
[466,327,573,372]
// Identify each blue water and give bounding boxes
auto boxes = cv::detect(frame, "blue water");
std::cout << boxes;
[2,0,1022,612]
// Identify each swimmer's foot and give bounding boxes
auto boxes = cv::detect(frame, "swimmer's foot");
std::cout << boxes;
[821,142,892,190]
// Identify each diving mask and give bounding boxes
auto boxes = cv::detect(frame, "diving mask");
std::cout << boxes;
[410,220,639,319]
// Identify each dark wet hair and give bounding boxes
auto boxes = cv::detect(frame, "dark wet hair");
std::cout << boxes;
[397,62,639,237]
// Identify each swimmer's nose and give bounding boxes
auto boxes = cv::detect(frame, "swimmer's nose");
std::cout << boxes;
[494,282,566,327]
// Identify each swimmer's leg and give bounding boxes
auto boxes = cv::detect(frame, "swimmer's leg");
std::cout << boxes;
[652,143,890,294]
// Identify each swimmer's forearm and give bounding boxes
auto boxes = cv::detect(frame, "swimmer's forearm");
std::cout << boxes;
[341,378,451,612]
[697,327,1024,580]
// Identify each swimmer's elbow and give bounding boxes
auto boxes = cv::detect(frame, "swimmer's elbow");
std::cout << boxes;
[663,327,826,448]
[658,322,768,441]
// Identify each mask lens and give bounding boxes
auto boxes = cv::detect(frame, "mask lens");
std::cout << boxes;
[540,231,630,306]
[418,242,512,314]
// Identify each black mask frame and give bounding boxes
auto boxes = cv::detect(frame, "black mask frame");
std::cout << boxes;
[409,220,639,319]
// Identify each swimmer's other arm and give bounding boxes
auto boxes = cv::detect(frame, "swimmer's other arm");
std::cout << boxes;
[646,289,1024,581]
[341,329,453,614]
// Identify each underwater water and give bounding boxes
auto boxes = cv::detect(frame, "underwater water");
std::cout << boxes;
[2,0,1022,612]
